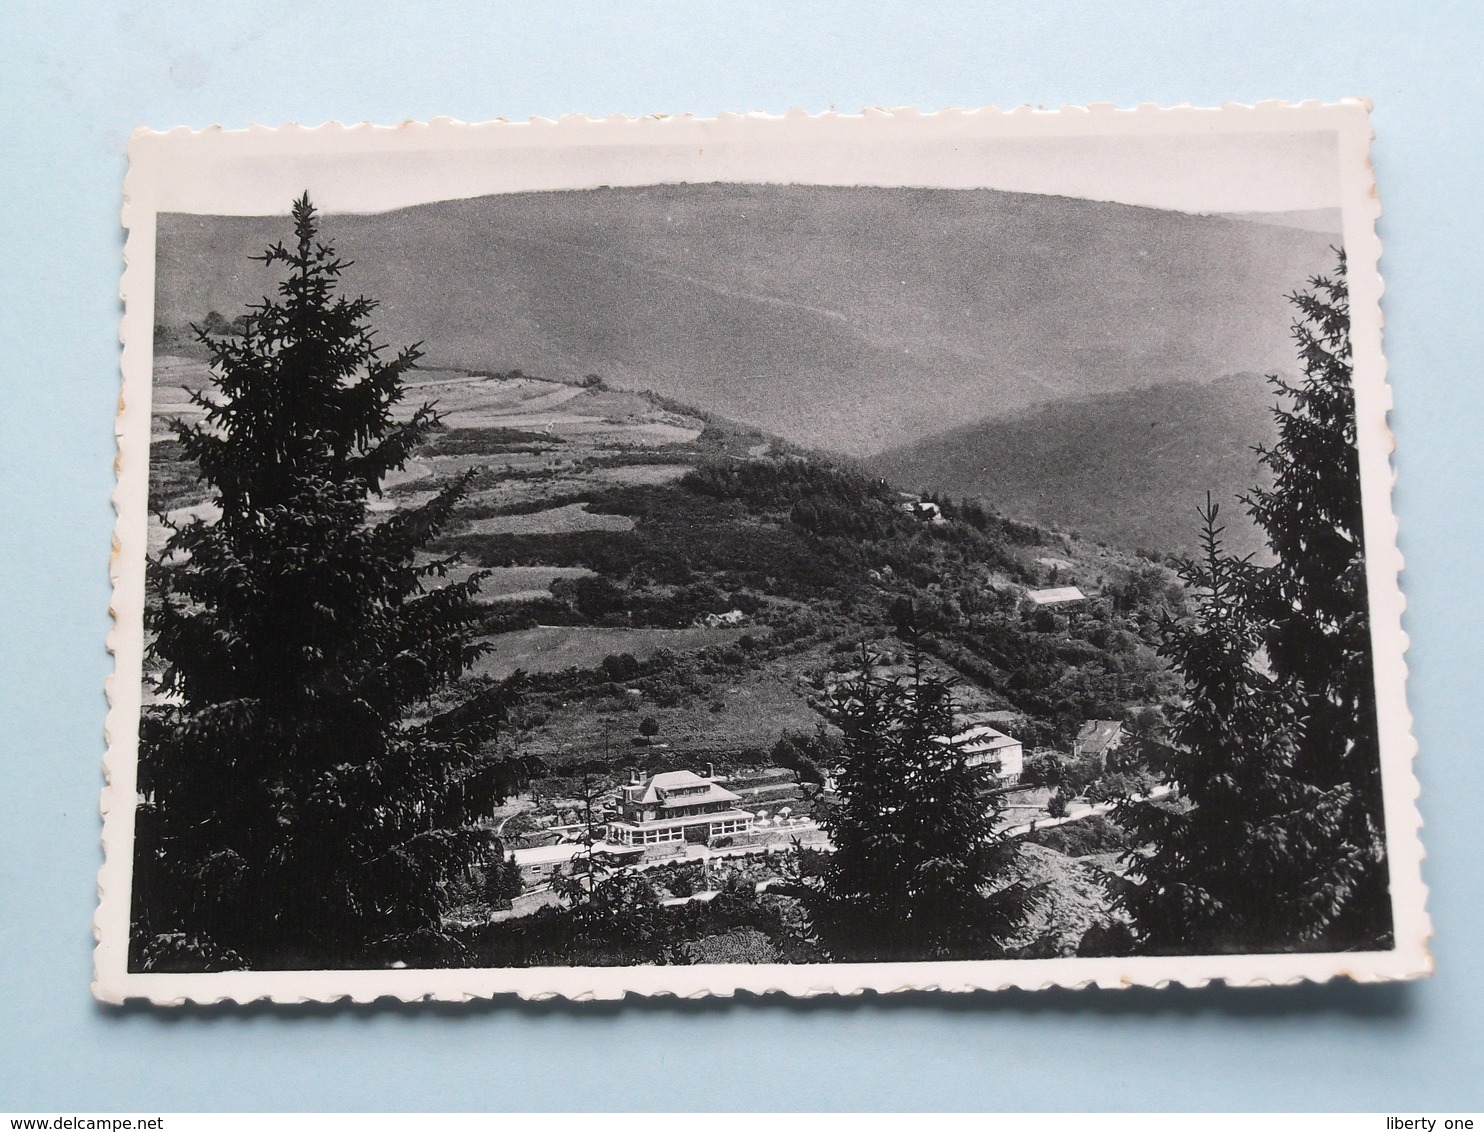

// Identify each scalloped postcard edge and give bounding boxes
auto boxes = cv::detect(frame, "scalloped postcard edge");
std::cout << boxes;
[97,101,1430,1005]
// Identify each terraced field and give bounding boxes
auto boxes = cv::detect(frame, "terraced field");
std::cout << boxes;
[148,366,707,531]
[420,563,595,604]
[459,503,635,537]
[470,625,751,680]
[144,353,1177,798]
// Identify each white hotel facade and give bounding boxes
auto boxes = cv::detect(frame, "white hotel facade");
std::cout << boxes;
[605,770,755,846]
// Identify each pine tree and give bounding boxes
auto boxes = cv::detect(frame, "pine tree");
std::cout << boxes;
[483,846,524,910]
[132,194,524,971]
[1244,252,1392,949]
[549,776,663,957]
[1115,499,1347,953]
[813,642,1029,961]
[1116,253,1393,954]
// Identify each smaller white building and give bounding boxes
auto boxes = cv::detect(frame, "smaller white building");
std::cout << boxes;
[697,609,746,628]
[510,841,645,885]
[1027,586,1086,606]
[510,843,582,885]
[940,714,1025,784]
[900,499,947,524]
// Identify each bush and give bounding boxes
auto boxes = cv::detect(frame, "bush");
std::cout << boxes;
[732,746,770,767]
[572,575,627,620]
[679,928,781,965]
[1076,920,1138,958]
[483,851,524,909]
[770,730,833,788]
[601,653,641,682]
[1084,768,1160,803]
[1023,814,1130,857]
[1059,755,1105,797]
[1021,750,1063,788]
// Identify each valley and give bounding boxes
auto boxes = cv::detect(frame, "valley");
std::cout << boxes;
[150,362,1189,938]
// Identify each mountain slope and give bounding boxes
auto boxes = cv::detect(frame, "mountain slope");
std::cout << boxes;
[155,184,1337,458]
[867,374,1281,558]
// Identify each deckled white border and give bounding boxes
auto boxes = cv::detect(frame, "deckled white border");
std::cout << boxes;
[99,102,1430,1004]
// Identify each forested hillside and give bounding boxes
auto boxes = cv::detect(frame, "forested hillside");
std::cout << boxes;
[149,369,1188,785]
[869,373,1282,557]
[155,185,1336,457]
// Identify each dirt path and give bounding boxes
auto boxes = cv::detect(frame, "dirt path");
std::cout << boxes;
[1001,785,1176,838]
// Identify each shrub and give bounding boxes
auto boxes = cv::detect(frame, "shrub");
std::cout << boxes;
[1085,768,1160,803]
[770,730,832,788]
[1024,814,1130,857]
[1021,750,1064,788]
[483,851,524,909]
[572,575,627,620]
[601,653,641,682]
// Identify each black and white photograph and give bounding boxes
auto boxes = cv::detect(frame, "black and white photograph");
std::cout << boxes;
[97,105,1426,1001]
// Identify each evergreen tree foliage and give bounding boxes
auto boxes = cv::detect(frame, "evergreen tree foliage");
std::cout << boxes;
[1115,500,1345,953]
[484,847,524,909]
[1244,253,1392,949]
[1117,254,1392,954]
[813,642,1030,960]
[536,774,662,955]
[549,865,664,956]
[132,194,525,971]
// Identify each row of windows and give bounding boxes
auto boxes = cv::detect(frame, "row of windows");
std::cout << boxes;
[609,825,686,845]
[612,817,754,845]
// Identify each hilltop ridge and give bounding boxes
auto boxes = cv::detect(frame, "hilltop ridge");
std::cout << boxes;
[155,184,1337,458]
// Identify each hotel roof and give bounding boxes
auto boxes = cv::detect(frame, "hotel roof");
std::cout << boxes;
[631,770,743,808]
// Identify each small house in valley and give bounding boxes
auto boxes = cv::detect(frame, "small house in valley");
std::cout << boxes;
[943,712,1025,784]
[901,500,946,524]
[697,609,747,628]
[1075,719,1127,766]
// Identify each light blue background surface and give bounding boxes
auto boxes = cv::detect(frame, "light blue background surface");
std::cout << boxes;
[3,0,1482,1112]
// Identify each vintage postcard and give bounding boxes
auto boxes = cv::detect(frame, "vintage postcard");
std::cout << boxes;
[98,103,1429,1003]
